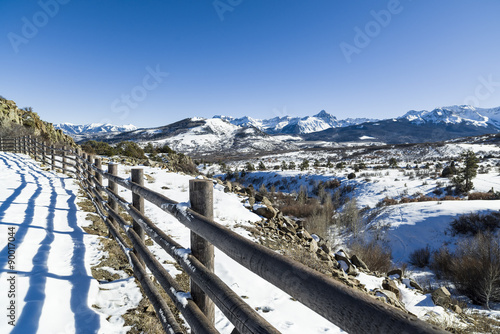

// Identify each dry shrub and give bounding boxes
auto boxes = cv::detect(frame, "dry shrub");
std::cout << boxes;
[430,246,453,279]
[443,195,461,201]
[378,197,398,207]
[280,197,322,218]
[348,239,392,273]
[468,192,499,200]
[416,195,438,202]
[324,179,341,189]
[448,233,500,309]
[450,211,500,236]
[281,244,333,276]
[409,246,431,268]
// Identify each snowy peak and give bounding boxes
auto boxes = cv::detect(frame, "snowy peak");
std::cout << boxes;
[55,123,138,135]
[215,111,375,134]
[401,105,500,128]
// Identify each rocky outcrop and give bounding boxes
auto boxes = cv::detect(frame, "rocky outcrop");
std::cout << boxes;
[0,96,75,146]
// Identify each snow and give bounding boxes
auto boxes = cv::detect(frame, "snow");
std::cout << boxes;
[401,105,500,128]
[0,152,141,334]
[108,164,346,333]
[216,111,376,134]
[54,123,138,135]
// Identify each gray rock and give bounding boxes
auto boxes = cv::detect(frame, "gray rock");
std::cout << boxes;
[431,287,451,307]
[350,254,369,271]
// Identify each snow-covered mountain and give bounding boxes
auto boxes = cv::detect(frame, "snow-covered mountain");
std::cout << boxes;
[54,123,138,135]
[61,105,500,155]
[80,117,299,157]
[215,110,375,134]
[401,105,500,128]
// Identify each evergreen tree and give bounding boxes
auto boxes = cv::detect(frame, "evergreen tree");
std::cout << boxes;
[300,159,310,171]
[452,150,479,193]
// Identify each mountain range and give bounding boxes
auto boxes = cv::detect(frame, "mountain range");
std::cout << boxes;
[55,105,500,156]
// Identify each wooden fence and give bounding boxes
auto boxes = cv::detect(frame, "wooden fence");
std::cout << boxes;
[0,136,449,334]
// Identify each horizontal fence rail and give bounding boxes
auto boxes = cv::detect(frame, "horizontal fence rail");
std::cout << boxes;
[0,136,449,334]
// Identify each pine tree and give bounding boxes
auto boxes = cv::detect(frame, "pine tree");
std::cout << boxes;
[452,150,479,193]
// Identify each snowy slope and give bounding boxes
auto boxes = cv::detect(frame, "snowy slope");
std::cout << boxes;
[0,152,141,334]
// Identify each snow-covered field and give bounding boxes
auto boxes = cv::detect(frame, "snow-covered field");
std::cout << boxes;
[2,141,499,333]
[0,152,141,334]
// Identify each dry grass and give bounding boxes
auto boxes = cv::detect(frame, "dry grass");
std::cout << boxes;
[348,239,392,274]
[427,311,500,334]
[78,188,189,333]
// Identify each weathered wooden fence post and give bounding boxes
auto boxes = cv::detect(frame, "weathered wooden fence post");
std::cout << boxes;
[131,168,145,265]
[107,163,118,231]
[76,148,82,177]
[95,157,102,194]
[42,142,47,165]
[189,179,215,326]
[51,145,56,170]
[26,136,31,157]
[87,154,94,186]
[62,146,67,173]
[33,138,37,161]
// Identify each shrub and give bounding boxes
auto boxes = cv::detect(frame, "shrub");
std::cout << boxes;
[116,141,146,159]
[468,192,500,201]
[347,172,356,180]
[430,246,453,279]
[332,198,362,235]
[449,233,500,309]
[450,212,500,236]
[348,239,392,273]
[409,246,431,268]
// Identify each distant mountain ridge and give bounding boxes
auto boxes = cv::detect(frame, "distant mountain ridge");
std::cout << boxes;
[56,105,500,156]
[215,110,376,134]
[54,123,137,135]
[401,105,500,128]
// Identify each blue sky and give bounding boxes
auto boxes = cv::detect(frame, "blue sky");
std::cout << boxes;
[1,0,500,128]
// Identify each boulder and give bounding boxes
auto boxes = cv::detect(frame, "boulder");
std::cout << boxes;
[255,206,276,219]
[450,304,462,314]
[431,287,451,307]
[409,279,423,292]
[309,239,319,253]
[316,249,331,262]
[298,229,313,241]
[350,254,368,271]
[335,253,357,275]
[261,197,273,208]
[387,269,403,279]
[382,279,400,299]
[255,193,265,202]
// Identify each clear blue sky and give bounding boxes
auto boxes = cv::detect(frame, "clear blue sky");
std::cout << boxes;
[1,0,500,128]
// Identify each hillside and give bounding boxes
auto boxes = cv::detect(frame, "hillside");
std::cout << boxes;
[0,96,75,146]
